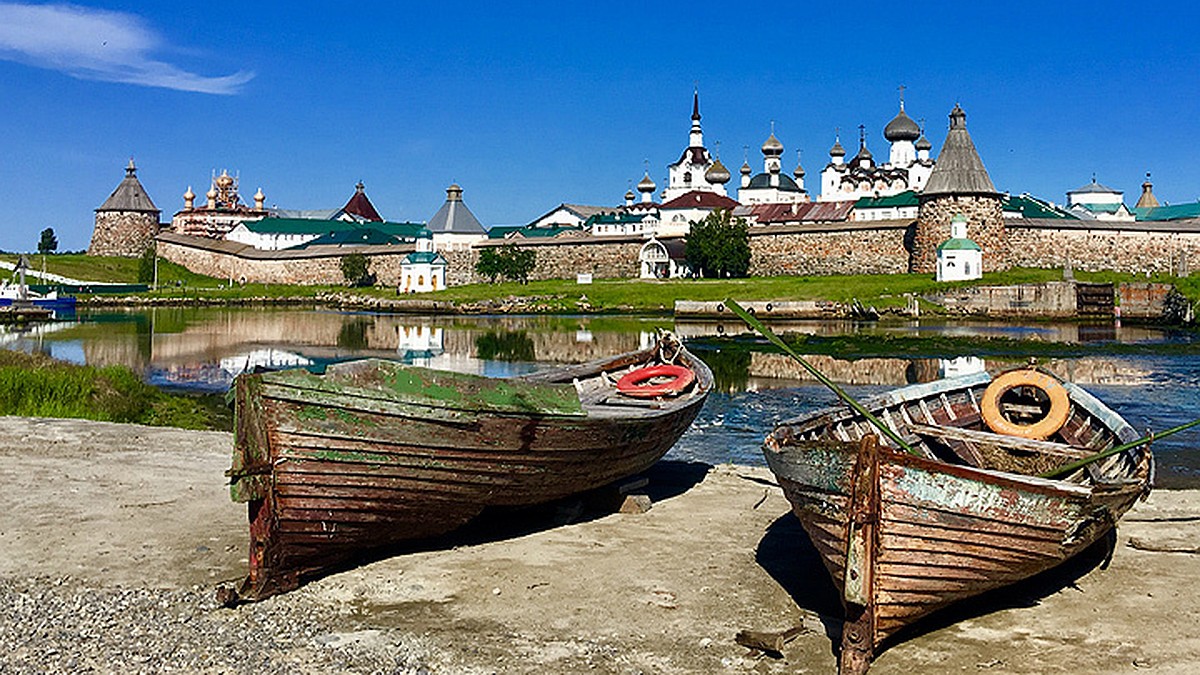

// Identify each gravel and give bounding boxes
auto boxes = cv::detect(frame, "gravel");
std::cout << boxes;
[0,575,437,674]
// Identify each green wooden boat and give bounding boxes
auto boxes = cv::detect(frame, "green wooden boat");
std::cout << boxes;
[222,333,712,602]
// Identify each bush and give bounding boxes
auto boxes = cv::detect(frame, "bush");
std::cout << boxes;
[685,209,750,278]
[340,253,373,286]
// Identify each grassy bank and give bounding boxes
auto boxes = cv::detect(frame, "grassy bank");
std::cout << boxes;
[9,254,1198,317]
[0,351,231,431]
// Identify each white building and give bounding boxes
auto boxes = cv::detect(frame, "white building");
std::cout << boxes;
[935,214,983,282]
[656,190,740,238]
[663,90,727,201]
[1066,178,1136,221]
[737,129,808,205]
[819,97,935,202]
[639,237,690,279]
[400,231,447,293]
[427,184,488,251]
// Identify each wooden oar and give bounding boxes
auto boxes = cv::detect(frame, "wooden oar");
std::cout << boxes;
[723,299,918,455]
[1040,417,1200,479]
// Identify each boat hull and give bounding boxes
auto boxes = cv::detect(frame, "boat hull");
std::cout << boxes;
[762,371,1151,673]
[227,340,712,601]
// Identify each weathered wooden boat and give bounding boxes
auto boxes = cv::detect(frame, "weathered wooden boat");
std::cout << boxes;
[763,367,1153,674]
[223,333,712,603]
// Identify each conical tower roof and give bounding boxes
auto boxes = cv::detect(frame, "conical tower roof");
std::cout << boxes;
[922,105,997,196]
[342,181,383,221]
[427,184,485,234]
[96,159,160,213]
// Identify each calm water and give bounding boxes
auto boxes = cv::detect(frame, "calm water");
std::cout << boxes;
[5,306,1199,487]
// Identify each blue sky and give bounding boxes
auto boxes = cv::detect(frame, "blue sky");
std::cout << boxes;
[1,1,1197,251]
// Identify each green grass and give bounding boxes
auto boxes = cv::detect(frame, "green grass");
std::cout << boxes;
[0,350,231,431]
[8,254,1197,318]
[367,268,1197,315]
[1,253,223,288]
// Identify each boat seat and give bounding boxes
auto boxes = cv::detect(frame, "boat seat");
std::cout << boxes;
[908,423,1093,459]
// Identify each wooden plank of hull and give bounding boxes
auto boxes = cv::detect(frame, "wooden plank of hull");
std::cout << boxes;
[227,341,713,603]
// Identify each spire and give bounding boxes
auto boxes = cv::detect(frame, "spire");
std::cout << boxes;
[688,87,704,148]
[1136,172,1160,208]
[922,104,997,196]
[97,158,159,213]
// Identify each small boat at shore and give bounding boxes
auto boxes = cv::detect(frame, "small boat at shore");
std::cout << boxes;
[223,333,713,602]
[0,281,76,315]
[763,366,1152,674]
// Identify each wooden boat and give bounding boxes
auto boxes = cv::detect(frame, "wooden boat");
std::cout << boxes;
[762,366,1153,674]
[223,333,712,603]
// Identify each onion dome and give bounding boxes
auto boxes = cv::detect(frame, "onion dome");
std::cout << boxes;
[706,158,731,185]
[625,189,636,201]
[761,132,784,157]
[884,107,921,142]
[183,186,195,201]
[915,133,932,152]
[854,143,873,162]
[793,163,805,179]
[205,187,217,200]
[740,160,752,176]
[216,170,234,188]
[637,172,657,193]
[254,187,265,201]
[829,137,846,157]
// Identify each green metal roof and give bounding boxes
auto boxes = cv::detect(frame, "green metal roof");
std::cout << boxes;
[1133,202,1200,221]
[1002,194,1077,219]
[853,190,919,208]
[509,225,584,239]
[294,228,402,248]
[486,226,523,239]
[404,251,446,265]
[1074,203,1124,214]
[585,212,647,226]
[936,237,982,252]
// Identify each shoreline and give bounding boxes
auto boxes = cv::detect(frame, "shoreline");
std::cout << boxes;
[3,417,1198,673]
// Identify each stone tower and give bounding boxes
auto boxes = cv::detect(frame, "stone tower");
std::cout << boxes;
[90,159,161,257]
[912,105,1004,273]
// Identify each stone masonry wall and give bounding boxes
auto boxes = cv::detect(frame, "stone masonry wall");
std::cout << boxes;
[913,195,1005,273]
[89,211,159,257]
[157,238,416,285]
[444,238,643,285]
[1006,226,1198,276]
[748,225,910,276]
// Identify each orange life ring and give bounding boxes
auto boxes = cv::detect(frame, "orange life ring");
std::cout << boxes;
[980,369,1071,440]
[616,364,695,399]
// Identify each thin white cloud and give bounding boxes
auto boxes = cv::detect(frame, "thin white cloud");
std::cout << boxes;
[0,3,253,94]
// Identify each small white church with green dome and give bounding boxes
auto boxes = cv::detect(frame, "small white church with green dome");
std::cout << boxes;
[935,214,983,282]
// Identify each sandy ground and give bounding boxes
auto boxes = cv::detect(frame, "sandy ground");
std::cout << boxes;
[2,416,1198,674]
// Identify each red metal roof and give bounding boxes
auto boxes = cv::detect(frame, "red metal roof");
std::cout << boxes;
[343,183,383,222]
[660,190,740,210]
[738,200,854,224]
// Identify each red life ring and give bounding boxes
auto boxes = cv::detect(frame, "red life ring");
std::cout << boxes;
[616,364,695,399]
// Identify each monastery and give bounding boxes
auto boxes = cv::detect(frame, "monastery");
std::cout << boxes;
[90,90,1199,288]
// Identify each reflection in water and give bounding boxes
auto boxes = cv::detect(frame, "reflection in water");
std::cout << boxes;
[693,347,751,394]
[337,318,371,350]
[476,330,536,362]
[4,307,1198,486]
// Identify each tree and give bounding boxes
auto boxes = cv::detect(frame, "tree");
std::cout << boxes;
[37,228,57,255]
[475,244,536,284]
[340,253,373,286]
[137,245,156,283]
[685,209,751,278]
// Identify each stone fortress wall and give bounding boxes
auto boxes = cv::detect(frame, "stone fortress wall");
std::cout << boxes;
[157,217,1197,288]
